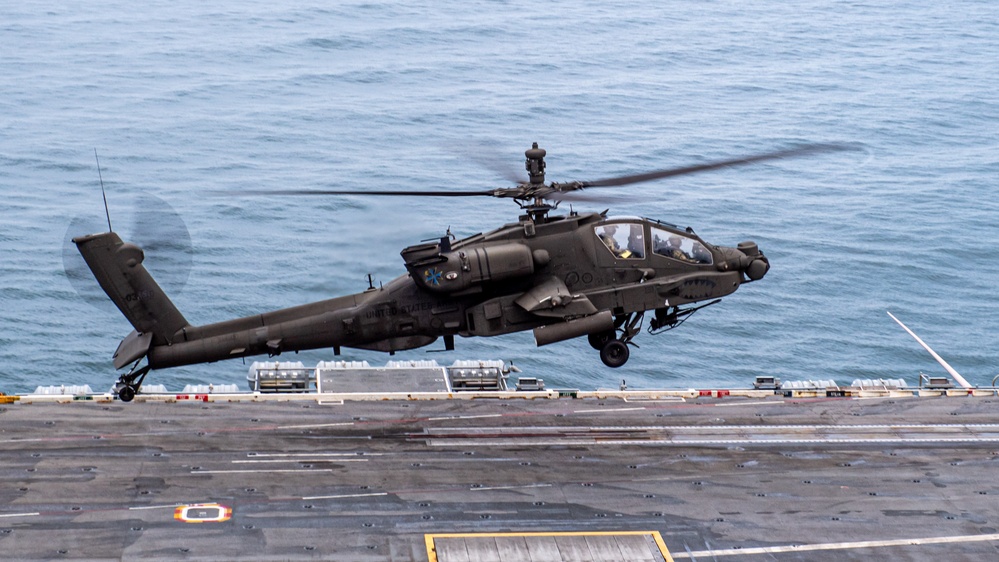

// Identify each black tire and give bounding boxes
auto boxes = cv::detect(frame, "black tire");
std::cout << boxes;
[587,330,615,350]
[118,385,136,403]
[600,340,630,368]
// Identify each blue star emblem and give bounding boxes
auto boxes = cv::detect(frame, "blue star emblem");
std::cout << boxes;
[424,268,443,286]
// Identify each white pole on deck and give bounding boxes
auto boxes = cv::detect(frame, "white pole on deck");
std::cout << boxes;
[887,311,972,389]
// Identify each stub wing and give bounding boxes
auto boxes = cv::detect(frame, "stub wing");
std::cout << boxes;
[515,276,598,319]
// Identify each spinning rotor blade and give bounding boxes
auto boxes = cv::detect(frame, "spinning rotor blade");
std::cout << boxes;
[547,190,644,205]
[232,188,501,197]
[464,139,527,184]
[64,192,192,311]
[570,143,854,189]
[227,142,857,202]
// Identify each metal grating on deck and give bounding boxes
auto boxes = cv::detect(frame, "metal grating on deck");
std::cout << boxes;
[426,531,674,562]
[316,366,449,393]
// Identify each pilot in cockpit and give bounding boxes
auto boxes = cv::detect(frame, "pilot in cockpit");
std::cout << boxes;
[598,225,631,258]
[626,226,645,259]
[665,235,694,262]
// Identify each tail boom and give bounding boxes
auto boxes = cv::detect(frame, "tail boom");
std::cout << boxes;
[74,233,445,373]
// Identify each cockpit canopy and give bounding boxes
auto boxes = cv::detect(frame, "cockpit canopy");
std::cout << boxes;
[594,222,645,259]
[650,225,712,264]
[594,220,712,265]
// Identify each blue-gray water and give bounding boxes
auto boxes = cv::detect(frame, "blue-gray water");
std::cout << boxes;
[2,1,998,393]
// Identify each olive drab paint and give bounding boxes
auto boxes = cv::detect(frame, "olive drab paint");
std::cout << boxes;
[74,143,848,400]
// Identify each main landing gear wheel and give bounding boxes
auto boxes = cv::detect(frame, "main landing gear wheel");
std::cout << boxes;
[595,311,641,367]
[600,340,630,368]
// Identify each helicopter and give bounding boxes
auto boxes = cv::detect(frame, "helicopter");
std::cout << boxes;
[74,142,843,401]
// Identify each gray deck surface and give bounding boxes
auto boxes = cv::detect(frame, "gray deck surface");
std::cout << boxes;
[316,367,450,393]
[2,394,999,560]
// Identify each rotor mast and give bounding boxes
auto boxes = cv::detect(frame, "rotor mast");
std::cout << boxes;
[523,142,554,223]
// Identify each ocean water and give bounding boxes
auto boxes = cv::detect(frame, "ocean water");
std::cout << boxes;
[2,0,998,394]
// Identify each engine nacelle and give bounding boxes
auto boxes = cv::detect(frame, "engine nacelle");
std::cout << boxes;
[402,242,536,293]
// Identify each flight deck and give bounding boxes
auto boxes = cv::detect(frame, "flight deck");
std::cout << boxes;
[2,366,999,561]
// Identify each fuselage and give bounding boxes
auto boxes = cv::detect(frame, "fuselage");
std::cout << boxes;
[140,211,766,369]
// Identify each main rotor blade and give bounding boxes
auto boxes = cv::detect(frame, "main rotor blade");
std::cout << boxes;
[232,188,502,197]
[464,138,527,184]
[548,190,643,205]
[578,143,854,188]
[224,142,859,203]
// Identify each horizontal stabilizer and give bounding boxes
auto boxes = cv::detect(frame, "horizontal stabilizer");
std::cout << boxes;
[113,330,153,370]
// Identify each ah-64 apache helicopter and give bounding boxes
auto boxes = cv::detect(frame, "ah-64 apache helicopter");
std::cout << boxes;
[75,142,842,401]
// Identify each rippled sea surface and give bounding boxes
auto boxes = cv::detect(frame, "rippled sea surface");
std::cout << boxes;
[2,1,998,393]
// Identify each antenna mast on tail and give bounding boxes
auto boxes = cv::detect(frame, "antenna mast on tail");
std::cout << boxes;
[94,149,112,232]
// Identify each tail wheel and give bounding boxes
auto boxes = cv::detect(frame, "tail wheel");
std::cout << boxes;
[600,340,630,368]
[115,364,150,404]
[587,330,616,350]
[117,385,136,403]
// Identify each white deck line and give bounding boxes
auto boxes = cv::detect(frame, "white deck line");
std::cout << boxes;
[190,468,343,474]
[673,532,999,558]
[301,492,389,501]
[0,512,40,519]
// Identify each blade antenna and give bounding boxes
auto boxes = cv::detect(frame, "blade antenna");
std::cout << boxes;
[94,148,112,232]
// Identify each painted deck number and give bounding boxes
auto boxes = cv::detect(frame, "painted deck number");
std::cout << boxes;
[174,503,232,523]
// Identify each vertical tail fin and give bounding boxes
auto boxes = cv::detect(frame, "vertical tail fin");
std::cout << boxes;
[73,232,190,366]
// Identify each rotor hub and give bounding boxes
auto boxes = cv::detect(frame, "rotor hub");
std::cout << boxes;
[525,142,546,185]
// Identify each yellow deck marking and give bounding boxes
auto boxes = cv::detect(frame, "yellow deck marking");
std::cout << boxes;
[425,530,673,562]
